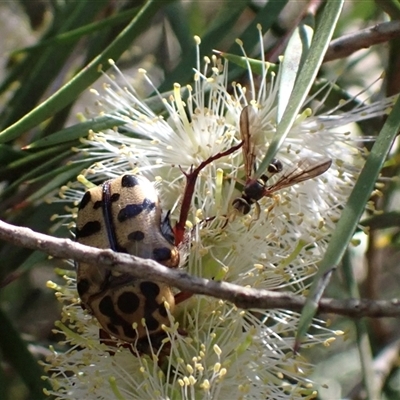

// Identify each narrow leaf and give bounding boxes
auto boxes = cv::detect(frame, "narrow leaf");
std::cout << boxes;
[277,20,314,122]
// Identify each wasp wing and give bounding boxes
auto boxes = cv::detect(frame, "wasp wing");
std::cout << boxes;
[239,106,258,180]
[263,158,332,196]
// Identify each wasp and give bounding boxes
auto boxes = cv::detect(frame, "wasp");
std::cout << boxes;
[232,106,332,215]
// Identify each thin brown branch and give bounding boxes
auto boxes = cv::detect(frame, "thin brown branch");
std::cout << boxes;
[0,219,399,317]
[324,20,400,62]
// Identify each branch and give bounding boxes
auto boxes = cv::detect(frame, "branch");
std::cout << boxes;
[0,219,399,317]
[324,20,400,62]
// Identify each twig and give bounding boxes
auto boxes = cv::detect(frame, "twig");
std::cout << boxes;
[0,219,399,317]
[324,20,400,62]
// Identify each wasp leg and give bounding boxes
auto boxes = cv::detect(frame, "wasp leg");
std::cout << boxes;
[265,194,280,215]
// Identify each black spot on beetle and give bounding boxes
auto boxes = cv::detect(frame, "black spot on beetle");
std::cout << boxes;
[122,322,137,339]
[121,175,140,188]
[79,191,91,210]
[128,230,145,241]
[77,278,90,297]
[143,314,159,331]
[98,295,115,317]
[153,247,172,262]
[140,281,160,299]
[118,204,142,221]
[118,198,155,222]
[110,193,120,202]
[76,220,101,239]
[142,198,156,212]
[99,295,139,340]
[117,291,140,314]
[93,200,103,210]
[158,303,168,318]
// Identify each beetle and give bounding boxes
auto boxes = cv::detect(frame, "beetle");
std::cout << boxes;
[75,143,243,350]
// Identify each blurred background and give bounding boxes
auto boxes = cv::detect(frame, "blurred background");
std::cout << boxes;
[0,1,399,399]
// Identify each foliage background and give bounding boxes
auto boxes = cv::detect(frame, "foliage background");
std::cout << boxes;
[0,1,399,399]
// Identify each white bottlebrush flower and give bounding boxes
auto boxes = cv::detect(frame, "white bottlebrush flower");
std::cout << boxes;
[44,28,395,399]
